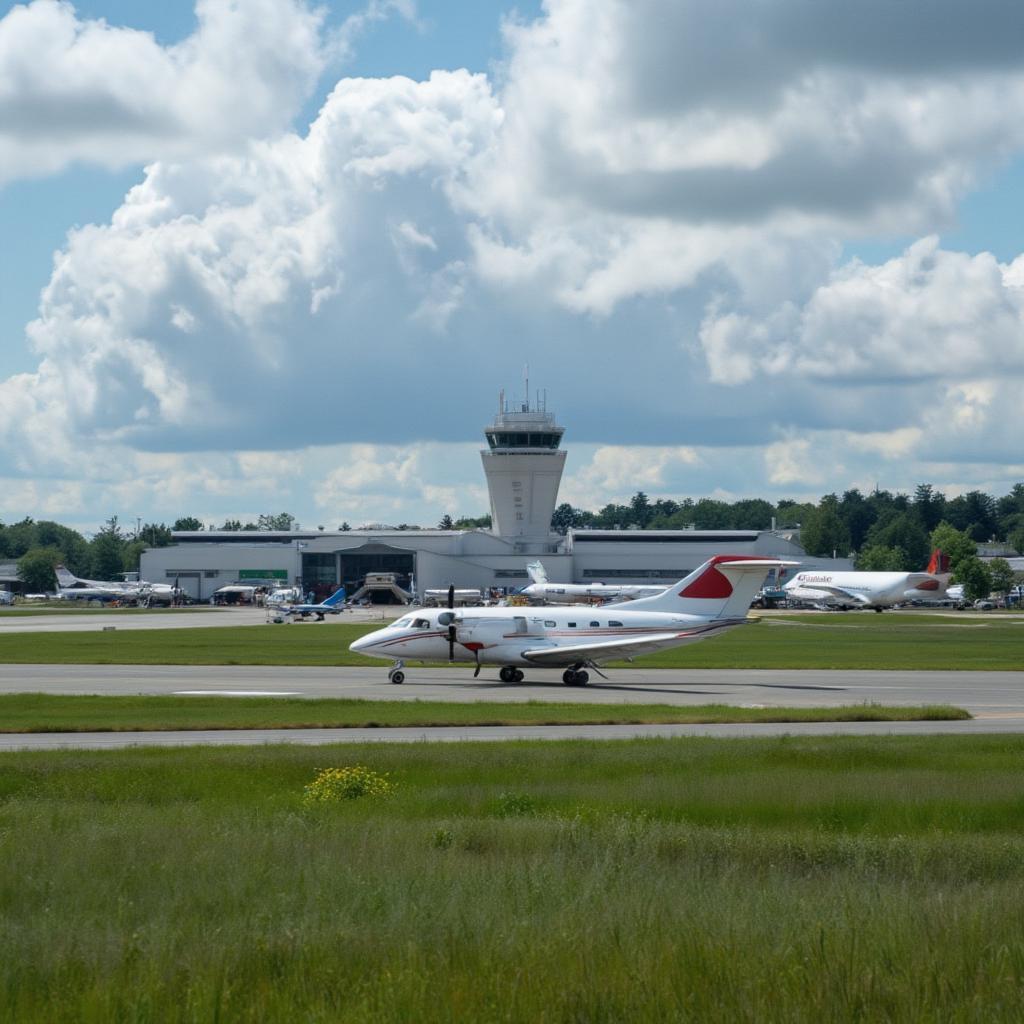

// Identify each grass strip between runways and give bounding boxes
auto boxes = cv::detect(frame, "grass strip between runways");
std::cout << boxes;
[1,614,1021,668]
[0,693,971,732]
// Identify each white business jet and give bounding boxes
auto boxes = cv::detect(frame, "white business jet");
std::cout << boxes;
[518,560,669,604]
[350,555,792,685]
[782,549,951,611]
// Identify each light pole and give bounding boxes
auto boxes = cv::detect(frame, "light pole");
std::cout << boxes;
[294,539,308,595]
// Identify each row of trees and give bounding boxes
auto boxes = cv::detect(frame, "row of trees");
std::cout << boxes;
[2,513,301,593]
[543,484,1024,563]
[1,517,177,592]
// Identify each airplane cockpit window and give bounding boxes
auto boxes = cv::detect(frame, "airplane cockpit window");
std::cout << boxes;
[394,617,413,627]
[608,620,623,627]
[413,618,431,629]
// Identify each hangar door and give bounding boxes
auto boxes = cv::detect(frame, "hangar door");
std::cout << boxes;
[337,543,415,602]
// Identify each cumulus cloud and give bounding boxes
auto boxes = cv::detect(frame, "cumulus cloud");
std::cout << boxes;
[5,0,1024,527]
[0,0,333,182]
[0,68,502,473]
[464,0,1024,315]
[699,238,1024,385]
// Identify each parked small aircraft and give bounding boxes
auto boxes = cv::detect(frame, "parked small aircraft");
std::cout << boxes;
[518,561,668,604]
[782,550,951,611]
[350,555,792,685]
[55,564,175,605]
[273,587,347,621]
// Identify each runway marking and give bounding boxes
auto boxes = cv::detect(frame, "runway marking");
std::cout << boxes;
[173,690,302,697]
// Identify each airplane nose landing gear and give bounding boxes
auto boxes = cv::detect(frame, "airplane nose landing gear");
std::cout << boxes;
[388,661,405,684]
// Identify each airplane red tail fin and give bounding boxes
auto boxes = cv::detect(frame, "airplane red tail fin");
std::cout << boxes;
[616,556,796,619]
[925,549,950,575]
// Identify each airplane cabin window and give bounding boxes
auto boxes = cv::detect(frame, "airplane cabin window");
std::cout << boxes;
[608,620,623,627]
[544,620,556,628]
[568,622,576,627]
[589,621,600,627]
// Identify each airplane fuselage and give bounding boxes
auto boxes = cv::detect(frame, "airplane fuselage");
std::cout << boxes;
[784,570,942,609]
[351,604,746,668]
[520,582,667,604]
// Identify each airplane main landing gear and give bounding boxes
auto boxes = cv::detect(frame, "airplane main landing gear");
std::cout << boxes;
[499,666,525,683]
[562,668,589,686]
[388,661,405,685]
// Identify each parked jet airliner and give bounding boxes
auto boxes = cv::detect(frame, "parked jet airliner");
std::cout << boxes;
[782,550,951,611]
[350,555,792,685]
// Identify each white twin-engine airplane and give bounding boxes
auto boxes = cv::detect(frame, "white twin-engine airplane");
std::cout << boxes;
[518,561,668,604]
[782,549,951,611]
[350,556,793,685]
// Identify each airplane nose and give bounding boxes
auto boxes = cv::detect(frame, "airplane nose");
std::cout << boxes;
[349,633,372,653]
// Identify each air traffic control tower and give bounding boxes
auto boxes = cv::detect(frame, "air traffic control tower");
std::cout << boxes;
[481,387,567,549]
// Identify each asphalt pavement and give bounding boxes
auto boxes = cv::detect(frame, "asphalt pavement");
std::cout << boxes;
[0,606,389,633]
[2,664,1024,750]
[2,664,1023,714]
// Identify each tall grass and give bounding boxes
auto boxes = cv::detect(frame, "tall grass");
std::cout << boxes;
[3,736,1024,1020]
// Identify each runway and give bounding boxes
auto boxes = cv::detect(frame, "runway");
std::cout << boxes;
[3,663,1022,751]
[2,664,1023,712]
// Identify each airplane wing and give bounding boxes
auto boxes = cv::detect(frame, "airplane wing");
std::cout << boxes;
[521,621,743,665]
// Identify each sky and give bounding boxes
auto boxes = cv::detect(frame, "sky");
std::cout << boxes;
[1,0,1023,535]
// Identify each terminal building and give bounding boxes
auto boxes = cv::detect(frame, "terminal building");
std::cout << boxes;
[141,392,846,602]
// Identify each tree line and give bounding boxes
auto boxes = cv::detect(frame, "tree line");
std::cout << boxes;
[1,513,298,593]
[548,484,1024,562]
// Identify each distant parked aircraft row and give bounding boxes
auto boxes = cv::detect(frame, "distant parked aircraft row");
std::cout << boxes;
[55,565,177,606]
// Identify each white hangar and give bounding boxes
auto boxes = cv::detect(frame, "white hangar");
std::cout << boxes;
[141,393,841,602]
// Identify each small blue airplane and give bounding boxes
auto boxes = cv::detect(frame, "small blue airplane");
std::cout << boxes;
[273,587,347,622]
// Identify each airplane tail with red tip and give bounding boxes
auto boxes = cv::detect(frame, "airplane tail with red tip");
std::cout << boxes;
[925,549,951,577]
[612,555,798,619]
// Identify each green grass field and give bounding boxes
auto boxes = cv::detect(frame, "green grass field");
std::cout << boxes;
[0,612,1020,668]
[3,735,1024,1020]
[0,693,968,732]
